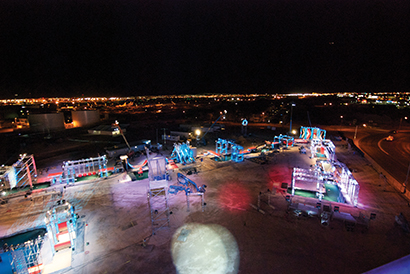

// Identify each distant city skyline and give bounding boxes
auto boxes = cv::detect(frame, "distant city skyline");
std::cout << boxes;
[1,91,409,106]
[1,0,409,99]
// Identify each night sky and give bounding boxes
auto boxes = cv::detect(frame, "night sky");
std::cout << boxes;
[0,0,409,98]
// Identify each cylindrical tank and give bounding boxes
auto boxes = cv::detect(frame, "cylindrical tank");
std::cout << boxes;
[71,110,100,127]
[190,146,197,158]
[29,113,65,132]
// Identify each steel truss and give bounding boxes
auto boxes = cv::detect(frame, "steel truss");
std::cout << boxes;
[0,154,37,190]
[147,186,170,235]
[10,235,43,274]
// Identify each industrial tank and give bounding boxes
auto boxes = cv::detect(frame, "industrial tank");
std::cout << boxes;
[71,110,100,127]
[28,113,65,132]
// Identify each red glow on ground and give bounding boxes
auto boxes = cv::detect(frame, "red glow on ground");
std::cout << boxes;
[218,183,251,211]
[265,164,292,189]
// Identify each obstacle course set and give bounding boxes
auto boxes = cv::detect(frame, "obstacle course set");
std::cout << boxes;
[289,127,359,207]
[0,123,369,273]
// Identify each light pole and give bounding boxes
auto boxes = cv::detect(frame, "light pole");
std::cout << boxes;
[398,117,408,133]
[402,162,410,194]
[162,128,167,145]
[195,129,201,141]
[289,102,295,134]
[340,115,343,130]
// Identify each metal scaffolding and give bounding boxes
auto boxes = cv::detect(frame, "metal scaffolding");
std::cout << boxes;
[292,145,360,206]
[10,235,44,274]
[0,154,37,190]
[147,186,170,235]
[59,155,108,185]
[45,200,78,254]
[147,155,170,235]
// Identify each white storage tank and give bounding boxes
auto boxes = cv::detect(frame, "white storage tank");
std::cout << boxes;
[190,146,197,158]
[29,113,65,132]
[72,110,100,127]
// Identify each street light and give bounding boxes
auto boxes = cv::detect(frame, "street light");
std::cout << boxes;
[195,129,201,140]
[289,102,296,134]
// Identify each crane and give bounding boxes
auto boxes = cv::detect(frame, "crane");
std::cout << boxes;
[112,120,131,151]
[199,110,227,145]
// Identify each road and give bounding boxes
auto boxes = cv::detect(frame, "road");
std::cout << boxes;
[344,127,410,187]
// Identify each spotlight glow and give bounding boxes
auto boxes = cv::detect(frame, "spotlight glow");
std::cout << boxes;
[171,223,239,274]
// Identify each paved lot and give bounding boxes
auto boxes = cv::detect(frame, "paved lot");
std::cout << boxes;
[1,135,410,274]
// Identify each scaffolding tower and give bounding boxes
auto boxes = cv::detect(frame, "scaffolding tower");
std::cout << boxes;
[147,155,170,235]
[45,200,78,254]
[10,235,44,274]
[147,187,170,235]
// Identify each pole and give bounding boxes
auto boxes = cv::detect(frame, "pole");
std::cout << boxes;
[354,125,358,140]
[398,118,403,133]
[399,117,408,133]
[162,128,166,145]
[289,103,295,134]
[113,122,131,151]
[202,111,226,141]
[403,162,410,194]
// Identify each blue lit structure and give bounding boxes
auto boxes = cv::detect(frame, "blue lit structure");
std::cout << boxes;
[168,184,191,195]
[274,134,294,148]
[168,173,206,212]
[176,173,206,193]
[231,144,244,162]
[242,118,248,135]
[216,138,229,155]
[215,138,244,162]
[170,142,195,164]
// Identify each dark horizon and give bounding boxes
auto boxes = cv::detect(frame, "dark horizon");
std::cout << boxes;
[1,0,409,99]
